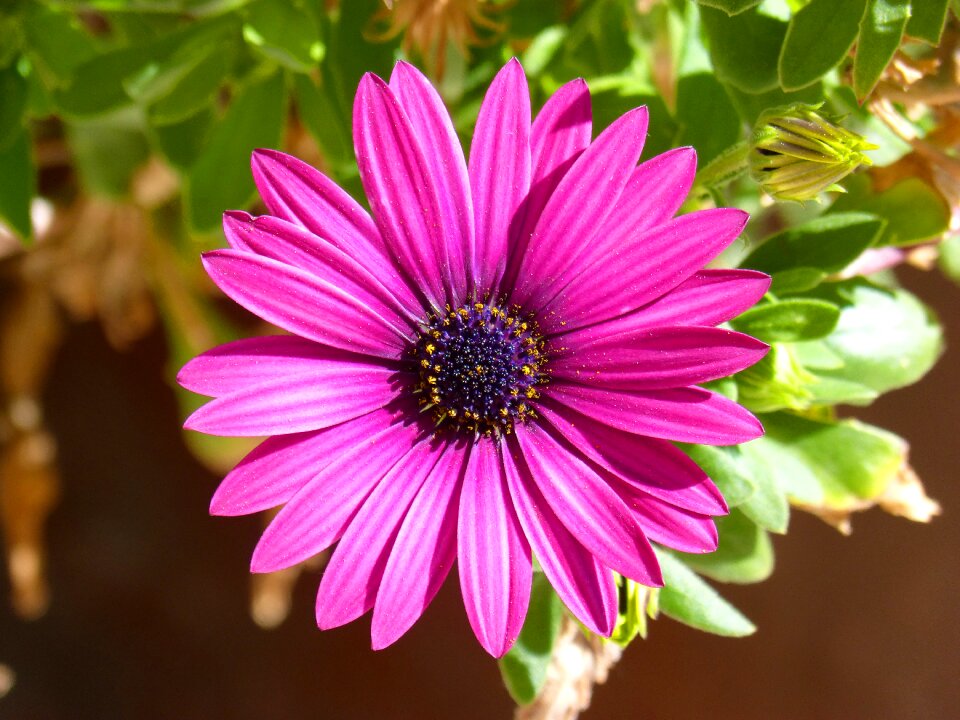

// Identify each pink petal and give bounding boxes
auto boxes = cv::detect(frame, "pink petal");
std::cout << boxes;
[457,439,532,657]
[548,382,764,445]
[249,150,406,295]
[468,58,531,292]
[554,269,771,341]
[183,361,402,436]
[502,438,617,636]
[178,335,375,398]
[389,61,472,298]
[210,405,407,517]
[315,438,449,630]
[552,326,769,390]
[371,441,470,650]
[575,147,697,270]
[249,413,424,571]
[536,401,727,516]
[515,424,662,587]
[222,212,421,323]
[542,208,749,333]
[201,250,411,358]
[503,78,591,293]
[510,106,650,310]
[612,484,718,554]
[354,73,466,308]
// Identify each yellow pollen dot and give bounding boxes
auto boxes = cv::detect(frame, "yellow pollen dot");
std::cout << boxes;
[526,388,537,398]
[522,365,533,376]
[425,343,435,354]
[476,365,485,374]
[474,302,484,311]
[434,364,441,372]
[420,359,430,368]
[500,408,509,417]
[427,376,437,385]
[431,330,441,339]
[458,308,469,317]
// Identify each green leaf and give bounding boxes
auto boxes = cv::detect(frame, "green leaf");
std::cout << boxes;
[810,281,943,401]
[679,444,755,508]
[778,0,867,91]
[700,5,788,93]
[770,267,827,295]
[66,107,151,197]
[696,0,764,15]
[831,175,950,247]
[53,17,237,118]
[737,446,791,533]
[745,211,885,276]
[731,299,840,343]
[0,128,33,242]
[751,412,903,507]
[150,107,214,170]
[243,0,324,73]
[853,0,910,99]
[22,5,97,89]
[674,72,741,164]
[148,38,236,125]
[680,510,774,584]
[0,63,28,150]
[293,72,353,168]
[499,573,562,705]
[736,343,816,413]
[656,550,756,636]
[186,70,287,231]
[905,0,949,43]
[938,234,960,286]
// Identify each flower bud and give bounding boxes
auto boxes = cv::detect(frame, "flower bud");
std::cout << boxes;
[750,104,876,202]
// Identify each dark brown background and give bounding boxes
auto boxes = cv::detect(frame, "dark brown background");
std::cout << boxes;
[1,265,957,720]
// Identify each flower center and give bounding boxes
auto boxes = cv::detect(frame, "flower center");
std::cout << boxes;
[412,302,548,436]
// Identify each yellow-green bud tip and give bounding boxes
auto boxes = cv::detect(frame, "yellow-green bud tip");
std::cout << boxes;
[749,104,877,203]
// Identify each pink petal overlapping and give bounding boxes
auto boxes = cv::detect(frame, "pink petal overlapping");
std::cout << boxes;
[181,59,770,658]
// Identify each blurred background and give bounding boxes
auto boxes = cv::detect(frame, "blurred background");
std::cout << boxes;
[1,0,959,718]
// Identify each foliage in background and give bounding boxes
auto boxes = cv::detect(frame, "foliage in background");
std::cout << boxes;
[0,0,955,712]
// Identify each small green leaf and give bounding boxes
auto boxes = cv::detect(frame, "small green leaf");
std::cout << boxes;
[679,444,755,508]
[779,0,867,91]
[674,72,741,164]
[853,0,910,99]
[148,44,233,126]
[680,510,774,584]
[150,107,214,171]
[0,128,33,242]
[499,573,562,706]
[0,63,28,150]
[737,444,790,533]
[700,6,788,93]
[67,107,151,197]
[811,281,943,401]
[243,0,324,73]
[770,267,827,295]
[938,234,960,286]
[752,412,903,507]
[696,0,763,15]
[736,344,816,413]
[905,0,949,44]
[22,5,97,89]
[656,550,756,636]
[745,211,885,276]
[832,175,950,247]
[293,72,353,168]
[187,70,287,231]
[731,299,840,343]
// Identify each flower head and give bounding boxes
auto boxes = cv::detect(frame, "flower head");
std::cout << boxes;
[750,103,876,202]
[179,59,769,657]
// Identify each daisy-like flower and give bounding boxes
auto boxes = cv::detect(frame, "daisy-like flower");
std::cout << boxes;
[179,59,770,657]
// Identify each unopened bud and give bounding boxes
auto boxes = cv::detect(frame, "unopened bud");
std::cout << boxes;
[750,104,876,202]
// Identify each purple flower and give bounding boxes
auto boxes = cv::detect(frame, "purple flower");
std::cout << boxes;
[179,59,769,657]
